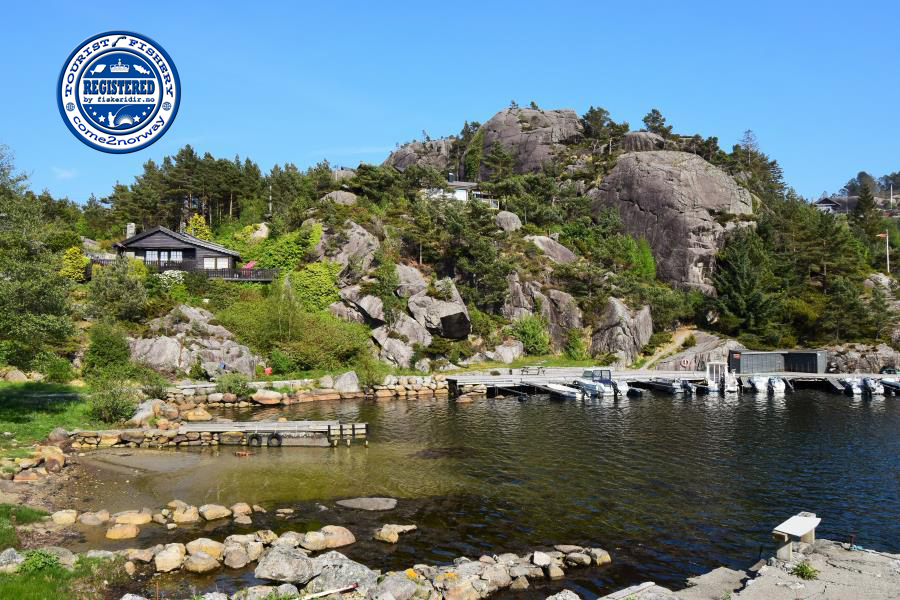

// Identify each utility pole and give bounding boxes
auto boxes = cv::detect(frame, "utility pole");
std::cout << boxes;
[879,231,890,274]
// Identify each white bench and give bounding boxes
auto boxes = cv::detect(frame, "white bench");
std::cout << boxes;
[772,512,821,561]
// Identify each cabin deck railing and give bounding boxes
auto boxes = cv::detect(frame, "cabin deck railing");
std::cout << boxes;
[88,258,277,282]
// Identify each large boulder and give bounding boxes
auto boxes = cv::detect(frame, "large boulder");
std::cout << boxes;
[485,340,524,364]
[524,235,576,264]
[623,131,677,152]
[130,305,259,377]
[321,190,358,206]
[407,279,471,339]
[468,108,583,179]
[501,274,582,350]
[333,371,361,393]
[495,211,522,232]
[338,285,386,324]
[590,298,653,366]
[653,332,745,371]
[395,264,428,298]
[371,314,432,368]
[315,221,380,284]
[328,301,365,324]
[590,151,754,293]
[255,546,319,584]
[305,551,379,596]
[383,138,455,172]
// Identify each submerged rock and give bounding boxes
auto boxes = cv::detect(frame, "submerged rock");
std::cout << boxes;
[254,545,319,584]
[336,497,397,511]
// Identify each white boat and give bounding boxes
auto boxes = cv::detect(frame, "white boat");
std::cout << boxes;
[613,379,636,396]
[720,373,739,393]
[748,375,769,393]
[862,377,884,395]
[706,361,738,393]
[841,377,863,396]
[544,383,583,400]
[572,368,615,396]
[768,377,787,395]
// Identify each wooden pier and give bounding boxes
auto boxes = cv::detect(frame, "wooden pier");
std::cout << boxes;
[177,420,368,447]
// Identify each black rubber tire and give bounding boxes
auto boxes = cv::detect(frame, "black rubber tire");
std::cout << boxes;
[267,433,283,447]
[247,434,263,447]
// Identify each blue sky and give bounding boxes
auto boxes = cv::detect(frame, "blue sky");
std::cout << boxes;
[1,0,898,202]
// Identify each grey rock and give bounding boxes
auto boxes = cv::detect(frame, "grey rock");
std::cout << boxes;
[827,343,900,373]
[0,548,23,567]
[333,371,361,393]
[131,305,259,377]
[502,274,582,350]
[42,546,76,570]
[254,545,319,584]
[231,587,276,600]
[383,138,455,172]
[200,594,229,600]
[336,497,397,511]
[591,151,753,293]
[118,595,150,600]
[531,551,552,568]
[339,286,386,324]
[328,301,366,324]
[623,131,676,152]
[84,549,117,560]
[653,332,746,371]
[590,298,653,366]
[248,222,269,241]
[372,314,433,367]
[333,168,356,181]
[315,221,380,284]
[495,211,522,232]
[524,235,576,264]
[374,573,419,600]
[407,279,471,339]
[305,551,379,596]
[486,340,524,365]
[321,190,358,206]
[395,264,428,298]
[470,108,582,179]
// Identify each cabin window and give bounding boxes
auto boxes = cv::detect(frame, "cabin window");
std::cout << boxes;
[216,257,230,269]
[170,251,182,262]
[145,250,158,263]
[203,257,216,269]
[159,251,169,262]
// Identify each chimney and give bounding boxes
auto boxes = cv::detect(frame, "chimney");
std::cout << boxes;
[126,222,136,238]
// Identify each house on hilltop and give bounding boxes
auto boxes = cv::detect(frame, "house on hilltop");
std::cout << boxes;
[422,174,499,209]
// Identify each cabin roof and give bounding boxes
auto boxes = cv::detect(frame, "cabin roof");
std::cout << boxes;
[114,225,241,258]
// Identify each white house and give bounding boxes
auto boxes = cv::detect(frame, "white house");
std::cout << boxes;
[423,178,499,209]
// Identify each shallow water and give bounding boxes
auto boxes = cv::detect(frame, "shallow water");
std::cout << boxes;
[71,390,900,597]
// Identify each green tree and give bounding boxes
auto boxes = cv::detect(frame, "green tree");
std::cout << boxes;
[88,256,148,321]
[185,213,212,240]
[511,315,550,355]
[59,246,89,281]
[642,108,673,138]
[0,146,72,366]
[711,230,778,335]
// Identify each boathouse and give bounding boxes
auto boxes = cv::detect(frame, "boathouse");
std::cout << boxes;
[727,350,827,374]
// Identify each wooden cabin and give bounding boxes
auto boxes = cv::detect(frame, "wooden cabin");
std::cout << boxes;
[104,224,275,282]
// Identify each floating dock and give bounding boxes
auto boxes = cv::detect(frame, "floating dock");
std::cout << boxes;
[448,369,899,399]
[177,420,369,447]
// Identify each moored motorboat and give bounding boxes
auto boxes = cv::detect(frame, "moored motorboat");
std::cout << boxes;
[840,377,863,396]
[544,383,584,400]
[768,377,787,395]
[748,375,769,393]
[572,368,615,396]
[862,377,884,395]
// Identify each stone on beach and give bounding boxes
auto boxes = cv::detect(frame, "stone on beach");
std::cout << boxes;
[187,537,225,559]
[78,510,110,526]
[183,551,220,573]
[115,509,152,525]
[230,502,252,516]
[173,505,200,523]
[320,525,356,548]
[304,551,380,596]
[223,542,250,569]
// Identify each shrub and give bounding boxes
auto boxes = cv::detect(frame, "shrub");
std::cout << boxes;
[290,261,340,311]
[353,352,390,389]
[19,549,61,574]
[683,334,697,348]
[87,376,138,424]
[59,246,90,282]
[139,371,169,400]
[188,358,207,381]
[511,315,551,355]
[269,349,297,375]
[37,353,74,383]
[563,329,588,360]
[252,225,319,271]
[790,562,818,580]
[363,250,403,323]
[87,256,147,321]
[83,322,130,375]
[215,373,255,398]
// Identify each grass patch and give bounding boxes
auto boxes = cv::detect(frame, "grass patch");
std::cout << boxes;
[0,555,128,600]
[790,562,819,580]
[0,503,48,549]
[0,383,103,458]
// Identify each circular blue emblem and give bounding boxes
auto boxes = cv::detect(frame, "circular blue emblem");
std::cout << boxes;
[57,31,180,153]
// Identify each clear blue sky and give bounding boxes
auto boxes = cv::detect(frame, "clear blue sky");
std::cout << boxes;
[2,0,898,203]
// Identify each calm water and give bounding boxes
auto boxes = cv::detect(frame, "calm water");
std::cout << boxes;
[76,390,900,598]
